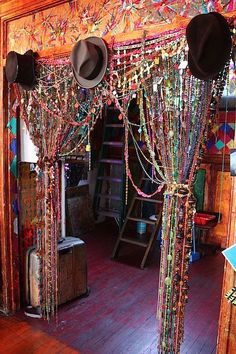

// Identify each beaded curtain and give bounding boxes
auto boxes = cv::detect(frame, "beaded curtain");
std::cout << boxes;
[109,29,228,353]
[14,58,105,319]
[13,28,228,350]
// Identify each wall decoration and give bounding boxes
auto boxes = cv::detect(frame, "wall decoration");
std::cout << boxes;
[10,138,17,155]
[7,0,234,53]
[7,117,17,135]
[10,156,18,178]
[223,243,236,270]
[207,122,235,154]
[5,87,21,308]
[207,111,236,154]
[225,286,236,305]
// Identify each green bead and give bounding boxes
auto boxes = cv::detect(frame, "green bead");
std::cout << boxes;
[165,277,171,286]
[167,254,172,261]
[162,341,167,348]
[172,171,178,178]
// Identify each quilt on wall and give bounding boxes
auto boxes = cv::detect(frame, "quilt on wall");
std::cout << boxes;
[207,112,236,154]
[7,0,236,53]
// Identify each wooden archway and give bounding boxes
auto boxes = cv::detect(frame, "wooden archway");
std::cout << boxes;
[0,1,236,352]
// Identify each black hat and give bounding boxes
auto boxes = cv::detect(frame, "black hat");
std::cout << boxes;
[71,36,108,89]
[186,12,232,80]
[5,50,36,90]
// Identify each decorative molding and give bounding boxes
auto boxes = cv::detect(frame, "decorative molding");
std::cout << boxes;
[0,0,68,20]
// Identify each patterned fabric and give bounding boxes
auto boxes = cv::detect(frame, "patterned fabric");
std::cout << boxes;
[7,0,235,53]
[207,111,236,155]
[207,122,235,154]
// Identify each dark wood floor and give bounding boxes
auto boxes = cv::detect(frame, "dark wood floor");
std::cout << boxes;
[0,221,224,354]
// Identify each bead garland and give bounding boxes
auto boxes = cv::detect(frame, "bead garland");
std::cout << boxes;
[15,58,107,319]
[109,28,229,353]
[13,23,230,351]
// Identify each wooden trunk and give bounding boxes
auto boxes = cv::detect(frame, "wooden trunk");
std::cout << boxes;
[26,237,88,307]
[58,237,88,305]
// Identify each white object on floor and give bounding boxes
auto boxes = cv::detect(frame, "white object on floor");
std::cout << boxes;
[149,215,157,221]
[24,306,42,319]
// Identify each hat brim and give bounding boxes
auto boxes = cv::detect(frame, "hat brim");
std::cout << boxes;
[188,49,230,81]
[71,37,108,89]
[20,79,37,91]
[188,52,217,81]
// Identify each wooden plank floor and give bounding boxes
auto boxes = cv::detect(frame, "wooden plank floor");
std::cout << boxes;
[0,221,224,354]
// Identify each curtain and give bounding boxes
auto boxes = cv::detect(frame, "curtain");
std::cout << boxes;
[15,58,104,318]
[110,30,228,352]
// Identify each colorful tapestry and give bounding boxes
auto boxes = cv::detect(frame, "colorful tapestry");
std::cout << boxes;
[207,111,236,154]
[7,0,235,53]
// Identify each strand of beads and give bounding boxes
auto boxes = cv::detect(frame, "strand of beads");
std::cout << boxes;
[110,31,229,354]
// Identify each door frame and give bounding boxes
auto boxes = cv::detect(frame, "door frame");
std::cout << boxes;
[0,1,235,351]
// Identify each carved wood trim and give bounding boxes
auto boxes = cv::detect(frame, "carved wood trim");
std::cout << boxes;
[0,0,68,20]
[217,178,236,354]
[0,10,21,311]
[24,10,236,60]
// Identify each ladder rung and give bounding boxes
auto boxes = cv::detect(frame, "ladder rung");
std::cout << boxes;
[103,141,123,147]
[106,124,123,128]
[100,159,123,164]
[106,107,120,112]
[97,176,122,183]
[141,177,161,181]
[120,237,148,247]
[96,193,121,201]
[127,216,156,225]
[97,209,120,218]
[135,197,163,204]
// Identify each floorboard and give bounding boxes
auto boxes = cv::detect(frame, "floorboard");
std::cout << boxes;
[0,221,224,353]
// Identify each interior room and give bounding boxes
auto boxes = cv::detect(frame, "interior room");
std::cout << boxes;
[0,1,236,354]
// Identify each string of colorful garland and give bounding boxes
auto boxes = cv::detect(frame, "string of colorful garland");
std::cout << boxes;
[109,30,229,352]
[14,24,229,352]
[15,58,106,319]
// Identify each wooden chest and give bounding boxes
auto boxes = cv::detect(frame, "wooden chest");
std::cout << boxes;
[58,237,88,305]
[26,237,88,307]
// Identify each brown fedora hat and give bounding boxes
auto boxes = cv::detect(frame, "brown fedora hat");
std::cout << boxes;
[71,36,108,89]
[186,12,232,80]
[5,50,36,90]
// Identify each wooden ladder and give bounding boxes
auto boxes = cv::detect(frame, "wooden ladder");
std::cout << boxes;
[111,180,163,269]
[93,106,126,229]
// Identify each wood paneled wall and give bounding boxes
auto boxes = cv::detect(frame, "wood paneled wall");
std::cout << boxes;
[201,155,231,249]
[217,177,236,354]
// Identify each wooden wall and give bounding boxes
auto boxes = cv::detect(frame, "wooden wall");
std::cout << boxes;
[217,177,236,354]
[200,155,231,249]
